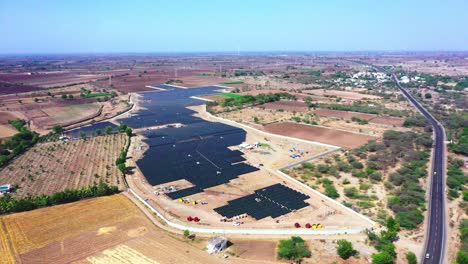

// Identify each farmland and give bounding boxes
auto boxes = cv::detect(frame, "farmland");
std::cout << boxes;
[0,133,127,198]
[264,122,377,148]
[0,194,222,264]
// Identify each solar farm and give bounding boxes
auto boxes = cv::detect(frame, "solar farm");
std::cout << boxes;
[99,84,372,230]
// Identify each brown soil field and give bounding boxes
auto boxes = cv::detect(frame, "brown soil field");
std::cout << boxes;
[0,134,128,197]
[0,73,102,88]
[264,122,377,148]
[262,100,309,112]
[314,108,377,120]
[258,102,404,127]
[0,81,44,95]
[39,103,101,126]
[0,85,131,131]
[303,89,381,100]
[230,240,276,262]
[0,111,20,124]
[0,125,17,139]
[0,111,21,138]
[0,194,222,264]
[368,116,404,126]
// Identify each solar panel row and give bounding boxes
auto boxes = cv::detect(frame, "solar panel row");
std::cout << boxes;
[214,184,310,220]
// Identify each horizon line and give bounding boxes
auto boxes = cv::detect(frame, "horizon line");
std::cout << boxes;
[1,50,468,57]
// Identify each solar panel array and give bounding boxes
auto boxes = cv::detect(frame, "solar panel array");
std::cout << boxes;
[214,184,310,220]
[117,85,260,198]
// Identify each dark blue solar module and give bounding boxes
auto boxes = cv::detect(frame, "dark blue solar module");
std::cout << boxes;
[214,184,310,220]
[114,85,260,198]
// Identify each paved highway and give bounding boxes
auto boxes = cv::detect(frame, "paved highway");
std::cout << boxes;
[390,73,446,264]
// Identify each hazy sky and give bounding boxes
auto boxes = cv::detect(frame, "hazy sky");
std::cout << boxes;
[1,0,467,53]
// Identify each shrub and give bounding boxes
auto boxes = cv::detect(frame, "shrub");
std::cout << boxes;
[369,171,383,181]
[277,236,311,261]
[405,252,417,264]
[336,239,355,259]
[396,209,424,229]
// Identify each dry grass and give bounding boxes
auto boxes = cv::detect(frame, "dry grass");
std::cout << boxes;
[0,134,127,198]
[0,219,16,264]
[2,194,138,255]
[1,194,222,264]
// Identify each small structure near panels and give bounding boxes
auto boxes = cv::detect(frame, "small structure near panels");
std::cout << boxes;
[0,184,11,194]
[207,236,228,254]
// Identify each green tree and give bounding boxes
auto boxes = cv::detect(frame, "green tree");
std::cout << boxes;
[424,93,432,99]
[183,229,190,237]
[125,127,133,137]
[336,239,355,259]
[80,131,86,140]
[457,250,468,264]
[52,125,63,134]
[105,126,113,135]
[96,129,102,136]
[61,94,67,99]
[277,236,311,261]
[371,251,394,264]
[405,252,417,264]
[117,163,126,173]
[117,124,128,132]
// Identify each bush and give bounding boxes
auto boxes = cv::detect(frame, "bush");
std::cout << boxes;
[301,162,314,169]
[369,171,383,181]
[344,187,359,199]
[371,251,394,264]
[336,239,355,259]
[351,161,364,169]
[405,252,417,264]
[277,236,311,261]
[396,209,424,229]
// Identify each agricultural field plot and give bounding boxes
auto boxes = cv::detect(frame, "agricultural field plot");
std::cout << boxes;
[0,72,103,88]
[0,111,20,139]
[0,134,127,198]
[262,100,310,112]
[41,103,101,125]
[264,122,377,148]
[0,194,221,264]
[216,107,395,137]
[0,125,17,139]
[303,89,382,100]
[0,81,44,95]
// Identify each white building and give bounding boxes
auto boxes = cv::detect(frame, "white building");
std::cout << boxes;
[206,236,228,254]
[0,184,11,194]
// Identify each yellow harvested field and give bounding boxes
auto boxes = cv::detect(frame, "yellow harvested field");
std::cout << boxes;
[0,194,222,264]
[0,134,127,197]
[86,245,159,264]
[3,194,138,255]
[0,219,15,264]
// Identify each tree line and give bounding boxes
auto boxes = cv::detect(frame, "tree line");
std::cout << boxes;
[0,182,119,214]
[0,119,39,166]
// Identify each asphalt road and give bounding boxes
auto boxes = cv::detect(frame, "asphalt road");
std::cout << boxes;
[390,74,446,264]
